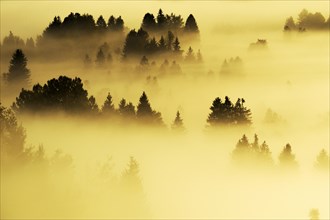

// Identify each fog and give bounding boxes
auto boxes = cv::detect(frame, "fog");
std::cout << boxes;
[1,1,329,219]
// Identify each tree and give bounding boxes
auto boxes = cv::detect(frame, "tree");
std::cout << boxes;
[12,76,93,113]
[3,49,31,87]
[184,14,199,33]
[185,46,195,62]
[102,93,116,114]
[207,96,252,127]
[140,56,149,66]
[96,15,107,30]
[136,92,163,125]
[26,37,35,48]
[284,16,296,31]
[145,38,158,54]
[107,15,116,30]
[279,144,298,169]
[157,9,166,29]
[115,16,124,31]
[158,36,166,51]
[172,111,184,131]
[167,31,175,50]
[88,96,99,114]
[173,37,182,55]
[0,104,26,160]
[118,98,136,118]
[95,49,105,66]
[141,13,156,31]
[315,149,329,171]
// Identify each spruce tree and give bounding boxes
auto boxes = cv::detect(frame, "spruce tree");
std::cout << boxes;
[3,49,31,87]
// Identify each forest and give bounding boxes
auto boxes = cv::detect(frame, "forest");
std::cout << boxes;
[0,2,329,219]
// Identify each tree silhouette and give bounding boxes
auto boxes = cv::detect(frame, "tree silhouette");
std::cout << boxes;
[166,31,175,50]
[158,36,166,51]
[185,46,195,62]
[184,14,199,33]
[3,49,31,87]
[136,92,163,125]
[232,134,274,169]
[142,13,157,31]
[96,15,107,30]
[107,15,116,30]
[118,98,136,118]
[284,9,329,31]
[96,49,105,66]
[114,16,124,31]
[123,28,149,58]
[157,9,166,29]
[315,149,329,171]
[173,37,182,54]
[0,104,26,160]
[207,96,252,127]
[13,76,94,113]
[88,96,99,114]
[102,93,116,115]
[2,31,25,49]
[140,56,149,66]
[279,144,298,169]
[172,111,184,131]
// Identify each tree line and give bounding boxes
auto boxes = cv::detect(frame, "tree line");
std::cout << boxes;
[232,134,329,171]
[141,9,199,34]
[284,9,330,32]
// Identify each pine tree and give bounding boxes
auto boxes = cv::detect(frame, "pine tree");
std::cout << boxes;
[157,9,166,29]
[172,111,184,131]
[158,36,166,51]
[3,49,31,87]
[96,15,107,29]
[95,49,105,66]
[167,31,175,50]
[184,14,199,33]
[173,37,181,52]
[185,46,195,62]
[119,98,136,118]
[315,149,329,171]
[279,143,298,168]
[102,93,116,114]
[136,92,163,125]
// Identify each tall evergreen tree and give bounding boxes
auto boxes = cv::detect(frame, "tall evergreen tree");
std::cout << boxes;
[95,49,105,66]
[184,14,199,33]
[141,13,157,31]
[3,49,31,87]
[96,15,107,29]
[102,93,116,114]
[118,98,136,118]
[172,111,184,131]
[157,9,166,29]
[136,92,163,125]
[279,144,298,168]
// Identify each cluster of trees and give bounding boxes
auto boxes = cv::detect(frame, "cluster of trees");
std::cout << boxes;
[220,56,243,76]
[232,134,329,171]
[141,9,199,34]
[284,9,330,32]
[1,31,35,53]
[41,13,124,40]
[11,76,186,128]
[207,96,252,127]
[122,28,184,58]
[249,39,268,50]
